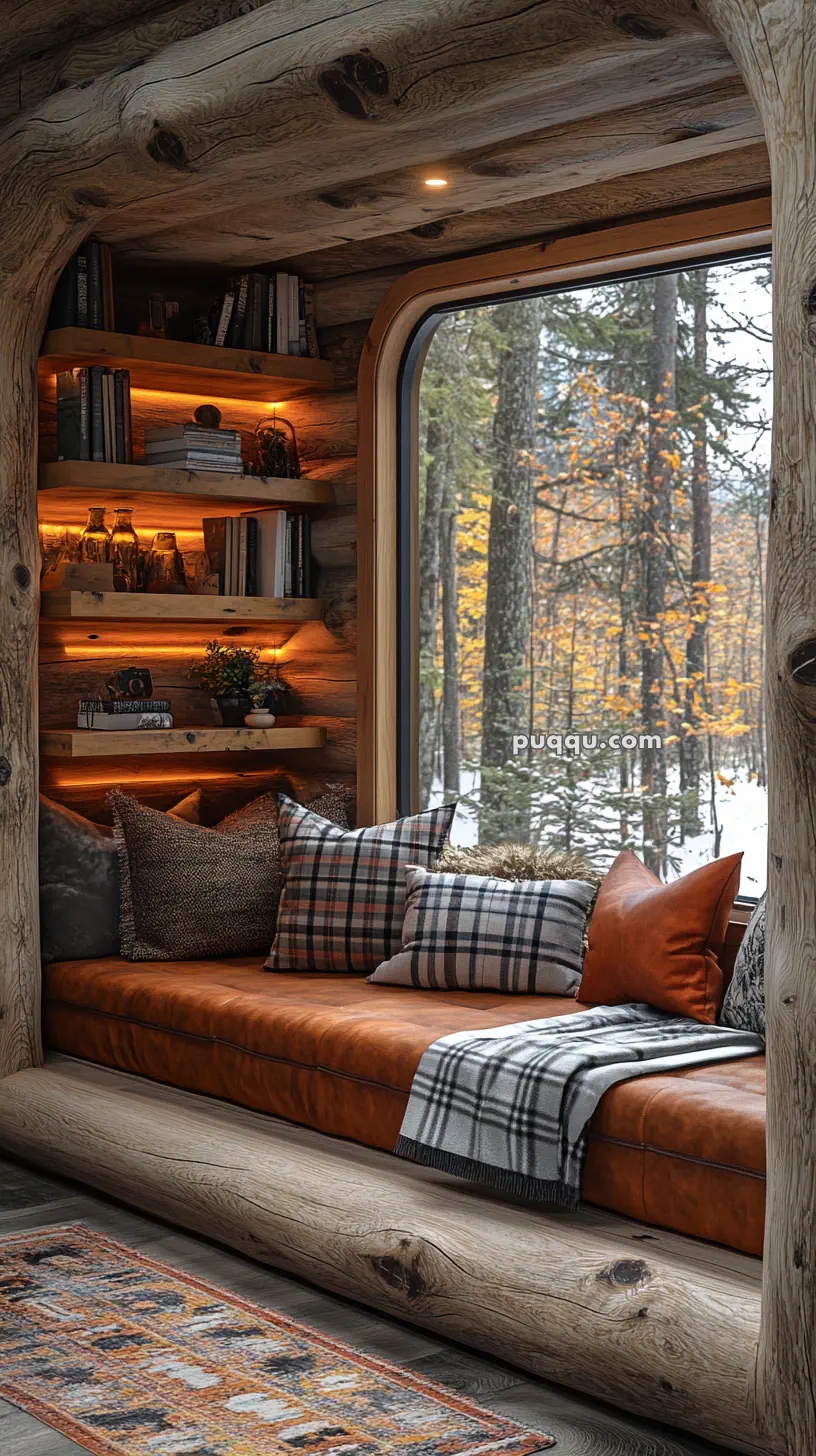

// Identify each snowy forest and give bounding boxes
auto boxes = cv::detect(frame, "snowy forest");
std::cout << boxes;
[417,257,772,894]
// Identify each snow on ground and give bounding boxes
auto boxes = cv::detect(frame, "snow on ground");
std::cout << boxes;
[430,766,767,896]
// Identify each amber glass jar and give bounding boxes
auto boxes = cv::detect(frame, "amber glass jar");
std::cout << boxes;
[110,508,140,591]
[77,507,110,564]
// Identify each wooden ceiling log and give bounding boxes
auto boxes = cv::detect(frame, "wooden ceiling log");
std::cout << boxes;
[111,78,760,266]
[296,143,770,289]
[696,8,816,1455]
[0,1,354,129]
[3,0,163,69]
[0,0,740,254]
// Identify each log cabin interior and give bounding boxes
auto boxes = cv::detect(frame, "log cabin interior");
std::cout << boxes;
[0,3,814,1455]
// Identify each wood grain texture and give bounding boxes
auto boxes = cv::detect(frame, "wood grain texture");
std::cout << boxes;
[38,461,336,525]
[40,329,334,401]
[356,196,771,822]
[0,1057,771,1456]
[123,80,760,266]
[39,725,327,757]
[698,5,816,1453]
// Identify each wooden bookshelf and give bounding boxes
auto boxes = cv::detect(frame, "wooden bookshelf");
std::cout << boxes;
[40,591,324,624]
[38,460,335,529]
[39,328,335,401]
[40,726,327,759]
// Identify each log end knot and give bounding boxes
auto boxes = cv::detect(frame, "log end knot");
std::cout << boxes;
[319,52,389,121]
[616,14,670,41]
[596,1257,653,1288]
[147,127,191,172]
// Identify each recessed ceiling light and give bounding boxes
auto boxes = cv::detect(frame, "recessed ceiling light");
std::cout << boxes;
[424,176,449,188]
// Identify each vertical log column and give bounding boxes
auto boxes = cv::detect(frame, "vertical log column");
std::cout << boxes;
[0,301,46,1077]
[700,4,816,1451]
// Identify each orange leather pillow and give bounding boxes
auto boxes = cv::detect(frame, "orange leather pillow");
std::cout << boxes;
[579,849,742,1023]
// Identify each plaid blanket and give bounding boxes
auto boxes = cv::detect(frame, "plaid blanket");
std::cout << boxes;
[395,1003,764,1208]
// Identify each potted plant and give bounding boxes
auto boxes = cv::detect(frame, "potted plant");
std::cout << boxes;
[189,642,288,728]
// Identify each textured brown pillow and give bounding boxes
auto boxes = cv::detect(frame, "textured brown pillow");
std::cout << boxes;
[111,791,282,960]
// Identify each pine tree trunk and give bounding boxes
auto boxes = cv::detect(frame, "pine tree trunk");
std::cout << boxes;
[680,269,712,836]
[418,409,447,807]
[480,297,543,842]
[639,273,678,875]
[440,504,461,799]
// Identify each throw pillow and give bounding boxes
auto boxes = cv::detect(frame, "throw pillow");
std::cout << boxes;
[438,841,601,885]
[39,791,201,964]
[266,796,457,973]
[368,867,595,993]
[578,848,743,1023]
[720,893,766,1038]
[111,791,283,960]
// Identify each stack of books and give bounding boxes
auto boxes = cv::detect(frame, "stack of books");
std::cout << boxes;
[213,272,319,357]
[56,367,132,463]
[203,509,312,598]
[78,699,173,730]
[144,424,243,475]
[48,241,115,331]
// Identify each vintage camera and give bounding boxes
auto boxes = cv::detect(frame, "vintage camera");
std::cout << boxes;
[107,667,154,700]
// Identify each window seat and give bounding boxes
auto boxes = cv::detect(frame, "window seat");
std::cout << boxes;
[43,956,766,1257]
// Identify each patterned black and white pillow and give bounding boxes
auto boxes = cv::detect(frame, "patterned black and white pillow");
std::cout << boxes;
[720,893,766,1039]
[266,797,456,973]
[367,866,595,993]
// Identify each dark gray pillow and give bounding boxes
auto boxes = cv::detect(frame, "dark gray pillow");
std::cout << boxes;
[720,893,766,1039]
[38,791,202,964]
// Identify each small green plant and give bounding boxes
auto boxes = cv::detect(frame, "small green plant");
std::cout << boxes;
[188,641,288,704]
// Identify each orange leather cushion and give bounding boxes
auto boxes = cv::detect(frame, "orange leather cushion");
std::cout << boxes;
[43,956,765,1257]
[579,850,742,1023]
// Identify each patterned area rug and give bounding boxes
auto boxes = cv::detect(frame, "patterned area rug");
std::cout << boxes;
[0,1223,554,1455]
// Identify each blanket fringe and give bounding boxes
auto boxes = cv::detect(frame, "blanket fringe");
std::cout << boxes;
[394,1136,581,1210]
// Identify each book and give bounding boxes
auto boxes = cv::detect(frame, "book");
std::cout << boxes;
[122,371,132,464]
[76,246,89,328]
[275,271,288,353]
[101,243,115,330]
[89,367,104,463]
[302,512,312,597]
[214,290,235,346]
[284,513,293,596]
[48,256,78,330]
[113,371,126,462]
[288,275,300,356]
[302,282,320,359]
[248,508,288,597]
[77,709,174,730]
[79,699,171,715]
[237,515,248,596]
[267,277,276,353]
[56,370,84,461]
[298,282,308,358]
[145,425,242,447]
[102,371,115,462]
[202,517,227,593]
[225,517,236,596]
[88,241,103,329]
[226,274,249,348]
[245,516,258,597]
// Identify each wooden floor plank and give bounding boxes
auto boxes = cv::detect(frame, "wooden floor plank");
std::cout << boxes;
[0,1154,731,1456]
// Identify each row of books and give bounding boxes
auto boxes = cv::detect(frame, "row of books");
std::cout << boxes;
[144,424,243,475]
[77,699,173,731]
[214,272,319,357]
[56,367,133,464]
[48,242,115,331]
[203,510,313,599]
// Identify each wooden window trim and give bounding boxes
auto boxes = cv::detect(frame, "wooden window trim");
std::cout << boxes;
[356,194,772,825]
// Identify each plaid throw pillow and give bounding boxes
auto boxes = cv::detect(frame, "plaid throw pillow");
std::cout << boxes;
[266,797,456,973]
[368,867,595,993]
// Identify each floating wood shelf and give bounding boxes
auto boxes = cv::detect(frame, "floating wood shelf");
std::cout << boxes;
[40,725,327,759]
[38,460,335,528]
[40,591,324,624]
[39,328,335,401]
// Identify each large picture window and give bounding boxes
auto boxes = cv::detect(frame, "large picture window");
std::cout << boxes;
[412,255,771,893]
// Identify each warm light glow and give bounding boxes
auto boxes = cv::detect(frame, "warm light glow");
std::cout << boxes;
[131,387,287,414]
[423,176,449,188]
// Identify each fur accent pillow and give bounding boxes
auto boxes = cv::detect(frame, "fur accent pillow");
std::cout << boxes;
[720,893,766,1038]
[368,866,595,993]
[267,796,456,972]
[39,791,201,964]
[438,841,600,885]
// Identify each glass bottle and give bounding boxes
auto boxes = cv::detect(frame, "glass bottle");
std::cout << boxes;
[110,507,140,592]
[77,507,110,565]
[145,531,188,594]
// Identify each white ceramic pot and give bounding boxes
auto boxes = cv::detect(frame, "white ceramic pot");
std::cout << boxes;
[244,708,276,728]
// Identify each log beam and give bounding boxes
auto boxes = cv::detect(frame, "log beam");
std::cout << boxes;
[696,7,816,1452]
[113,79,761,266]
[0,1056,773,1456]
